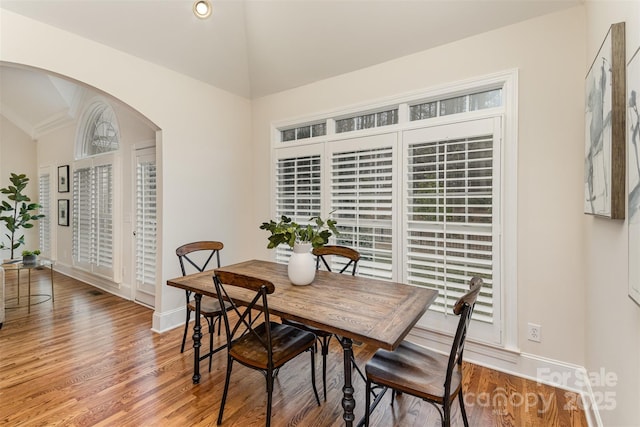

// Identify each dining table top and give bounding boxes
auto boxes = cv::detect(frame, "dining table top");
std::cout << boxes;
[167,259,438,351]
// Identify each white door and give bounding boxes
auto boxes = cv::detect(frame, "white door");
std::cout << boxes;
[134,147,157,307]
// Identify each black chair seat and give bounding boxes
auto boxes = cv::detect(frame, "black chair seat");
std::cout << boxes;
[366,340,462,403]
[230,321,317,369]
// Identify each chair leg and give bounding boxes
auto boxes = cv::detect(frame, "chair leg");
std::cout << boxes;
[180,308,192,353]
[266,369,274,427]
[217,357,233,425]
[443,399,451,427]
[207,317,214,372]
[320,335,331,401]
[364,379,372,426]
[310,348,321,406]
[459,390,469,427]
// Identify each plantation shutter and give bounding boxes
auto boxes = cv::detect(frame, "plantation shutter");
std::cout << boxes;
[73,167,93,266]
[136,157,157,288]
[329,133,397,280]
[274,152,322,263]
[94,164,113,271]
[38,173,51,257]
[72,162,115,279]
[403,118,499,327]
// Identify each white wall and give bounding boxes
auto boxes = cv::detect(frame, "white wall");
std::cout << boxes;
[36,120,74,263]
[0,116,39,259]
[252,6,587,367]
[584,2,640,426]
[0,10,254,331]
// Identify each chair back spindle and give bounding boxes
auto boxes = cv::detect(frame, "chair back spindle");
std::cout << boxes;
[312,245,360,275]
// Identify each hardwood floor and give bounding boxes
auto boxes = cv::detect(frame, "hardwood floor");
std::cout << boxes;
[0,269,588,426]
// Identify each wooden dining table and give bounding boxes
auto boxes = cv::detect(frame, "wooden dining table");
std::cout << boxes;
[166,259,438,427]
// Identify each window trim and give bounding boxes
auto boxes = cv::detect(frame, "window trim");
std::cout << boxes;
[270,69,518,349]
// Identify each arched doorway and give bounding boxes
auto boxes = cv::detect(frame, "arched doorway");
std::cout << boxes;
[0,62,162,308]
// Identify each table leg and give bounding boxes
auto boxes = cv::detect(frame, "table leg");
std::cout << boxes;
[17,269,21,305]
[192,293,203,384]
[28,269,31,314]
[339,336,356,426]
[50,264,54,303]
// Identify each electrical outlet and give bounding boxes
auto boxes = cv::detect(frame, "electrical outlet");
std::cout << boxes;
[527,323,541,342]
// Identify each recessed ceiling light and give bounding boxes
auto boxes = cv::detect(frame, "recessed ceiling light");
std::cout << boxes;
[193,0,212,19]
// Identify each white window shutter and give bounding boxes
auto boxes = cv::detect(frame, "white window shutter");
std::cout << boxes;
[72,162,115,279]
[136,158,157,287]
[94,164,113,270]
[274,154,322,262]
[38,173,51,256]
[329,134,397,281]
[403,118,498,327]
[73,167,93,267]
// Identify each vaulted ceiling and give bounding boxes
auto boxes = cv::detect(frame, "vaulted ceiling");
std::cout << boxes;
[0,0,581,138]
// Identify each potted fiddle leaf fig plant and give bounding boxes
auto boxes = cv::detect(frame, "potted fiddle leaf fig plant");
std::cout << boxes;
[260,213,339,286]
[0,173,45,260]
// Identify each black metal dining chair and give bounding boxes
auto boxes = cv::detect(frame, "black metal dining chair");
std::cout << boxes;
[213,270,320,427]
[283,244,361,400]
[363,277,483,427]
[176,241,231,371]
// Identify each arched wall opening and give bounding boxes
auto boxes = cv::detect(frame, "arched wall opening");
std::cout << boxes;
[0,61,163,311]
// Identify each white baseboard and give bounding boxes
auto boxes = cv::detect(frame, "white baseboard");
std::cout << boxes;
[54,263,131,300]
[408,327,601,427]
[152,306,186,333]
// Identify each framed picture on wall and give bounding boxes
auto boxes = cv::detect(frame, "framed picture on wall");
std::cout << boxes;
[584,22,626,219]
[58,199,69,226]
[58,165,69,193]
[628,45,640,306]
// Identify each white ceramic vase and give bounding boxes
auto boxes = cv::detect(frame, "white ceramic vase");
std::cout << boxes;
[288,242,316,286]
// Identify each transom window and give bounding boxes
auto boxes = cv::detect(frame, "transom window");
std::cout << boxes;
[281,123,327,142]
[409,88,502,121]
[76,101,120,158]
[335,108,399,133]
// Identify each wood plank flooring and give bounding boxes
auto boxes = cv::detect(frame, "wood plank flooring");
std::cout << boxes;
[0,269,588,426]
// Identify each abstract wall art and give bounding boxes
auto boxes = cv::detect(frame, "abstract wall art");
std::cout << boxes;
[584,22,626,219]
[627,45,640,306]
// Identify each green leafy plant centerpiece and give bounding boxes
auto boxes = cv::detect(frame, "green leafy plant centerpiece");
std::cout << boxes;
[260,214,339,249]
[0,173,45,259]
[260,214,339,285]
